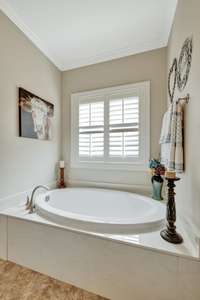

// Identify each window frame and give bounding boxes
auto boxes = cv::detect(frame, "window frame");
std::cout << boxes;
[71,81,150,171]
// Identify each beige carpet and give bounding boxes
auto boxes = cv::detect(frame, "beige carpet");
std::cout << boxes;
[0,259,108,300]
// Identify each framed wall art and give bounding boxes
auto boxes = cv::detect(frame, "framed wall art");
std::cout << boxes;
[19,88,54,140]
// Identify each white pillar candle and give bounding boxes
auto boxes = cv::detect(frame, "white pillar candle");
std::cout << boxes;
[59,161,65,168]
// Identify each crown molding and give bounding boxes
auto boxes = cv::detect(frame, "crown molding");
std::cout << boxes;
[0,0,62,70]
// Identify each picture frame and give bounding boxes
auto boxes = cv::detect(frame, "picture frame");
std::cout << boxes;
[18,88,54,140]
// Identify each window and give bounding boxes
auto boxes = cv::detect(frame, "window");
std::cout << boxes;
[71,81,150,170]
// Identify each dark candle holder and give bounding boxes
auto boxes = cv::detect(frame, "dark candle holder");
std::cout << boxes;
[160,177,183,244]
[58,167,66,189]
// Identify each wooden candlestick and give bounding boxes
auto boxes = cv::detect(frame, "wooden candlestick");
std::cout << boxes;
[58,167,66,188]
[160,177,183,244]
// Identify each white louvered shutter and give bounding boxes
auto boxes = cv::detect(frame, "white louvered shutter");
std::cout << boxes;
[109,97,139,158]
[71,81,149,169]
[79,101,104,158]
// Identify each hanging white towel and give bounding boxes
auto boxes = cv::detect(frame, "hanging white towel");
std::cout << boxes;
[159,103,173,144]
[159,101,184,173]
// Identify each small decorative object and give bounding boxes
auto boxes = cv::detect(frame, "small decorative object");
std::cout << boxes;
[160,177,183,244]
[168,58,177,103]
[19,88,54,140]
[58,161,66,188]
[177,36,193,92]
[149,159,165,201]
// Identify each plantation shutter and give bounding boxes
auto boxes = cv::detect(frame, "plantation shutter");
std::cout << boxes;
[72,81,149,168]
[109,97,139,158]
[78,97,139,160]
[79,101,104,158]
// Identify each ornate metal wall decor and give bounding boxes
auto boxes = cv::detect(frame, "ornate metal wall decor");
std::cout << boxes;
[168,58,177,103]
[177,36,193,92]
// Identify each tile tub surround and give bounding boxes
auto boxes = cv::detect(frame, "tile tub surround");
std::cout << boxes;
[0,190,199,260]
[0,193,200,299]
[0,193,200,300]
[0,259,107,300]
[2,217,200,300]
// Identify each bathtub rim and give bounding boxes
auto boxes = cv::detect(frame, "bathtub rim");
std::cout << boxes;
[35,187,166,234]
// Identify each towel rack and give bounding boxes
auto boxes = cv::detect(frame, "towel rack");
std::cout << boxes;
[176,93,190,104]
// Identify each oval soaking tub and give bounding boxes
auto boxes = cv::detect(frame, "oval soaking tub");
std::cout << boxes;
[35,188,166,234]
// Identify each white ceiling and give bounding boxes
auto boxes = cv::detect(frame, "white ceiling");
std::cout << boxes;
[0,0,177,71]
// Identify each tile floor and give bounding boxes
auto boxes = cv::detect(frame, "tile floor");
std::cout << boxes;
[0,259,108,300]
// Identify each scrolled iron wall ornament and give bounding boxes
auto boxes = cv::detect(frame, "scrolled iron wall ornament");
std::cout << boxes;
[177,36,193,92]
[168,58,177,103]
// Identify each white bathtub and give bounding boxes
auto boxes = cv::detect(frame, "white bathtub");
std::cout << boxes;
[35,188,166,234]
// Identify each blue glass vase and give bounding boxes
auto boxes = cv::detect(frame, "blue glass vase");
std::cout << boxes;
[151,175,163,201]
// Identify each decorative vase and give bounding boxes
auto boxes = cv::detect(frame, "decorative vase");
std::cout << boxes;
[151,175,164,201]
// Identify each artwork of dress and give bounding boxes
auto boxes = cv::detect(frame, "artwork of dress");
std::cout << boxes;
[19,88,54,140]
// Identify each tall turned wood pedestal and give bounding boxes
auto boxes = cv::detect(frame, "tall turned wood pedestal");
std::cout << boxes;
[58,167,66,188]
[160,177,183,244]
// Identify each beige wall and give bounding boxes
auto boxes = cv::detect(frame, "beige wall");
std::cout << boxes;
[0,11,61,198]
[167,0,200,230]
[62,48,167,190]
